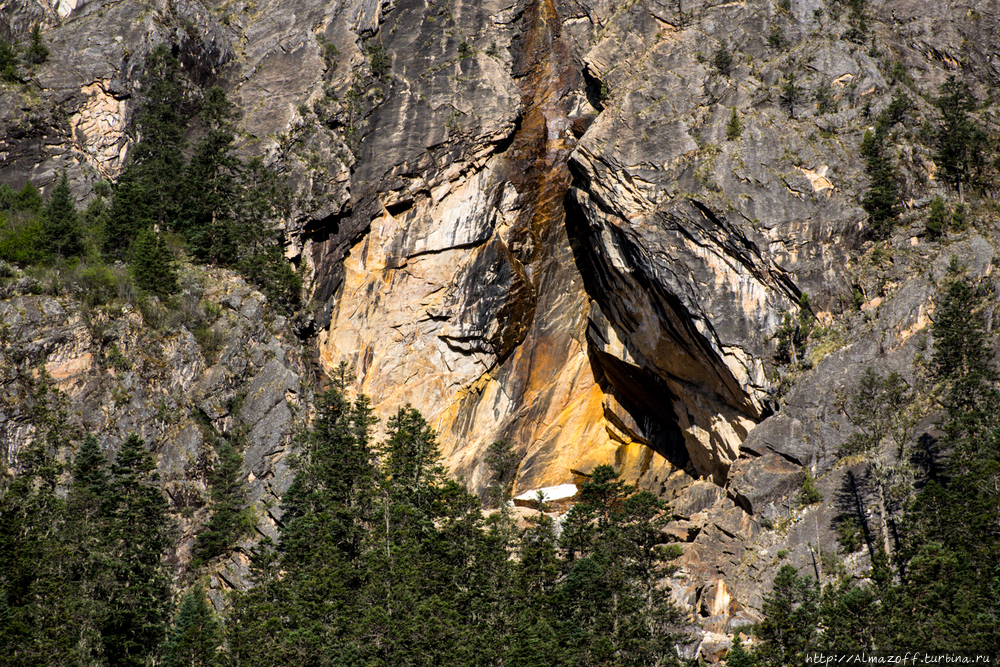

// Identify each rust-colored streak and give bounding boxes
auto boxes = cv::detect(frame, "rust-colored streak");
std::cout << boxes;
[494,0,582,358]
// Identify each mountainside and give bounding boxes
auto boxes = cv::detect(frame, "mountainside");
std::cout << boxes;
[3,0,1000,648]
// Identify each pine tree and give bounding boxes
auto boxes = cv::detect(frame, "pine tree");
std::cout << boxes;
[841,367,915,554]
[925,195,948,239]
[24,25,48,66]
[192,437,249,565]
[15,433,114,667]
[860,127,900,240]
[0,181,42,212]
[726,634,760,667]
[817,578,880,651]
[230,383,379,667]
[131,228,178,298]
[726,107,742,141]
[104,45,187,257]
[754,565,819,667]
[552,466,685,665]
[0,38,18,83]
[0,439,63,666]
[100,434,174,667]
[713,42,733,76]
[876,275,1000,652]
[233,156,300,314]
[382,405,449,513]
[181,86,241,265]
[931,277,1000,440]
[41,173,82,258]
[484,439,520,507]
[163,586,225,667]
[934,76,987,199]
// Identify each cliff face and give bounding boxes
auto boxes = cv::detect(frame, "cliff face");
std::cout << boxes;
[3,0,1000,633]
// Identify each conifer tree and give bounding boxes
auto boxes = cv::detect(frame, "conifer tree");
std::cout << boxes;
[0,38,18,83]
[726,107,742,141]
[163,586,225,667]
[934,76,987,199]
[0,439,63,666]
[24,25,48,66]
[931,277,1000,439]
[925,195,948,239]
[14,433,115,667]
[860,126,899,240]
[232,156,301,314]
[41,173,82,258]
[181,86,241,265]
[105,45,187,257]
[131,228,178,298]
[484,439,520,508]
[230,382,379,667]
[0,181,42,212]
[100,434,173,667]
[889,276,1000,652]
[726,635,759,667]
[191,437,249,565]
[753,565,819,667]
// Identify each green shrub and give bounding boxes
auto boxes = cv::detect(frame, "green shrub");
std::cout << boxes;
[767,26,786,49]
[0,211,47,265]
[317,35,339,70]
[0,38,18,83]
[798,471,823,506]
[713,42,733,76]
[76,264,115,306]
[106,343,132,371]
[192,321,225,365]
[926,195,947,239]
